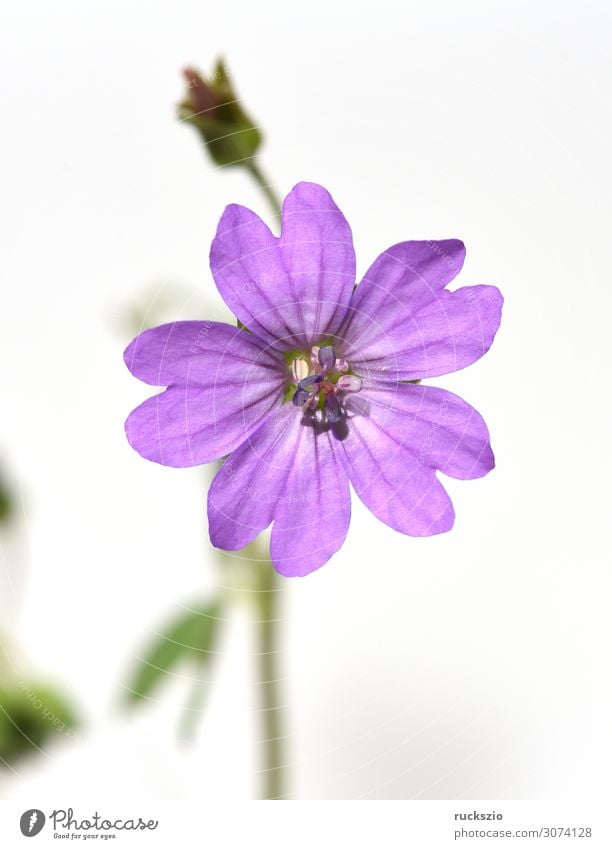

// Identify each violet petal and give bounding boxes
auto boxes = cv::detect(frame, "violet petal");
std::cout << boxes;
[210,182,356,350]
[208,405,351,576]
[339,381,495,535]
[343,280,503,382]
[124,321,285,466]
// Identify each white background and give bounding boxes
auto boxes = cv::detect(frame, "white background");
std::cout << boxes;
[0,0,610,802]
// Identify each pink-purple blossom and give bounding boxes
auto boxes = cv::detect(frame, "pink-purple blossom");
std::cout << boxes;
[124,182,503,577]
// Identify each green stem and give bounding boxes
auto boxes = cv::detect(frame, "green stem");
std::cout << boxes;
[255,561,286,800]
[245,160,282,220]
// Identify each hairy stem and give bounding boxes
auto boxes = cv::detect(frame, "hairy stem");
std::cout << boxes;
[245,160,282,220]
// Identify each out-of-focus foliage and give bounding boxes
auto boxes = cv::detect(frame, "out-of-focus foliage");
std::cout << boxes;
[123,600,222,705]
[0,679,78,769]
[0,470,13,524]
[0,468,79,770]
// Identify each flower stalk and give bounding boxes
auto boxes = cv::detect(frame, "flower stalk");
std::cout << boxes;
[244,173,286,799]
[245,160,283,222]
[254,559,286,800]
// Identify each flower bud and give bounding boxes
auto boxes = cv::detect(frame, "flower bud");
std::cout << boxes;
[178,58,262,167]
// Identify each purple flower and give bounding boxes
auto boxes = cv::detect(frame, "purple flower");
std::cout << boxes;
[124,183,503,577]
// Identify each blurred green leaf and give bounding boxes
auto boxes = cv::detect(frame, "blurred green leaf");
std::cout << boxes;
[0,681,78,768]
[124,600,222,705]
[0,475,13,524]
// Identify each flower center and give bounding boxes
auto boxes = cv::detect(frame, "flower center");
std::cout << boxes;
[289,345,362,423]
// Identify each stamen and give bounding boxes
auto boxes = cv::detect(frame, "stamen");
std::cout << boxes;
[318,346,336,373]
[298,374,323,390]
[325,394,342,423]
[291,357,310,382]
[287,343,362,424]
[292,388,310,407]
[337,375,362,392]
[293,374,323,409]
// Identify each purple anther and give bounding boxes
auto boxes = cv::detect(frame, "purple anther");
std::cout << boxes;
[337,375,362,392]
[292,388,310,407]
[298,374,323,390]
[325,393,342,423]
[318,346,336,373]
